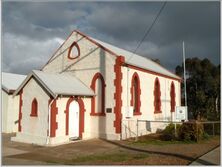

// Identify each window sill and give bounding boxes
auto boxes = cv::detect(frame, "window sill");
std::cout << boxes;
[154,111,162,114]
[133,112,142,116]
[30,114,38,117]
[90,112,106,116]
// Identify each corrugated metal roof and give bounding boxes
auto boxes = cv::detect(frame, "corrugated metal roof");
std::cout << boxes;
[91,37,180,79]
[2,72,26,93]
[14,70,94,98]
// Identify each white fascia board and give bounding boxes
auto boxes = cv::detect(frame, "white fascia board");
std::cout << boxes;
[12,71,56,98]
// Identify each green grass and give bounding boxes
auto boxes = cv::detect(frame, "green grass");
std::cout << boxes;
[44,160,59,164]
[129,134,221,146]
[68,152,149,164]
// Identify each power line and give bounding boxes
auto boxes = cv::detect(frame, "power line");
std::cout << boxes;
[127,1,167,62]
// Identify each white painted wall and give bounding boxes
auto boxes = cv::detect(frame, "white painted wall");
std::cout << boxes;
[121,66,181,139]
[2,90,9,133]
[2,90,20,133]
[42,31,181,141]
[12,78,50,145]
[42,31,118,140]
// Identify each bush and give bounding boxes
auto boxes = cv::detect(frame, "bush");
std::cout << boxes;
[160,123,181,141]
[178,121,204,142]
[202,132,210,140]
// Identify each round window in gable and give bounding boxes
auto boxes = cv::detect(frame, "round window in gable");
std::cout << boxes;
[68,42,80,59]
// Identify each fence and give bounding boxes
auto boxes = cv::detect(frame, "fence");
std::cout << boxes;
[121,119,220,141]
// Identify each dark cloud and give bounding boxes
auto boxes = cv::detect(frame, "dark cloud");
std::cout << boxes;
[2,1,220,75]
[2,33,62,74]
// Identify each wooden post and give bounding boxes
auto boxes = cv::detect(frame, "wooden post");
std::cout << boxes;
[196,121,199,142]
[120,119,122,140]
[212,123,215,136]
[136,119,138,141]
[174,123,177,138]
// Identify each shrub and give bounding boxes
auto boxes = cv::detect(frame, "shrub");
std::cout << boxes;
[160,123,181,141]
[202,131,210,140]
[178,121,204,142]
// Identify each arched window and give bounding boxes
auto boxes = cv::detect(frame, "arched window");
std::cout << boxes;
[154,78,161,113]
[90,73,105,116]
[170,82,176,112]
[30,98,38,117]
[130,72,141,115]
[68,41,80,59]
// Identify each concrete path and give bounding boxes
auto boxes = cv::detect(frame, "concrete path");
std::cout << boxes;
[190,146,220,165]
[2,147,29,156]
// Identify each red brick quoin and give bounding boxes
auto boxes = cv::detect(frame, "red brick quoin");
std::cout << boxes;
[48,98,58,137]
[113,56,125,134]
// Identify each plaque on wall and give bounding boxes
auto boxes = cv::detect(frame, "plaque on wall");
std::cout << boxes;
[106,108,112,113]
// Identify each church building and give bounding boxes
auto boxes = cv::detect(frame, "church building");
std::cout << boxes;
[12,30,181,146]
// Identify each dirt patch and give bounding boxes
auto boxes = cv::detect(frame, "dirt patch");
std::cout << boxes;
[118,135,220,161]
[2,133,220,165]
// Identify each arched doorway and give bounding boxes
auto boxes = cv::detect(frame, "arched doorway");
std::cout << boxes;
[65,97,85,139]
[68,100,80,138]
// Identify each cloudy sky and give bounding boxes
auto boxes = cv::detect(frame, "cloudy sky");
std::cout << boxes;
[2,1,220,75]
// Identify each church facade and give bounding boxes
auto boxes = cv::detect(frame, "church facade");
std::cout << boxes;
[12,30,181,146]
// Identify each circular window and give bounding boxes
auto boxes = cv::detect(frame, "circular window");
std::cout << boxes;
[68,42,80,59]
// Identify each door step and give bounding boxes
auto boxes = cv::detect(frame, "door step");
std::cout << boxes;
[69,137,80,141]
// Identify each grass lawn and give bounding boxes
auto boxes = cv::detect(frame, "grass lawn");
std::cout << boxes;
[126,134,220,146]
[66,151,149,165]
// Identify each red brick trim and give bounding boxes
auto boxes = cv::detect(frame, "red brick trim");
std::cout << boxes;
[18,89,23,132]
[49,98,58,137]
[30,98,38,117]
[41,31,75,70]
[154,77,161,114]
[64,97,85,138]
[113,56,125,134]
[90,73,106,116]
[74,30,119,57]
[130,72,142,116]
[68,41,80,60]
[170,81,176,112]
[41,29,181,82]
[125,64,181,82]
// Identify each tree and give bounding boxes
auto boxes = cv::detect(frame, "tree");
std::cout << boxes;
[175,58,220,120]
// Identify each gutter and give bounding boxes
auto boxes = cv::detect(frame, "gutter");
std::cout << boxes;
[46,95,58,145]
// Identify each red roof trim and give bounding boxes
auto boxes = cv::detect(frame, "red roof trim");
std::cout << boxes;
[41,29,181,81]
[125,63,181,82]
[74,30,119,57]
[41,30,76,70]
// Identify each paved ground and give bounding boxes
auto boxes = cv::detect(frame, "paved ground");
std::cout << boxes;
[190,146,220,165]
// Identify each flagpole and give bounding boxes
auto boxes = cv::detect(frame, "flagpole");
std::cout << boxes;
[183,41,187,107]
[183,41,188,120]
